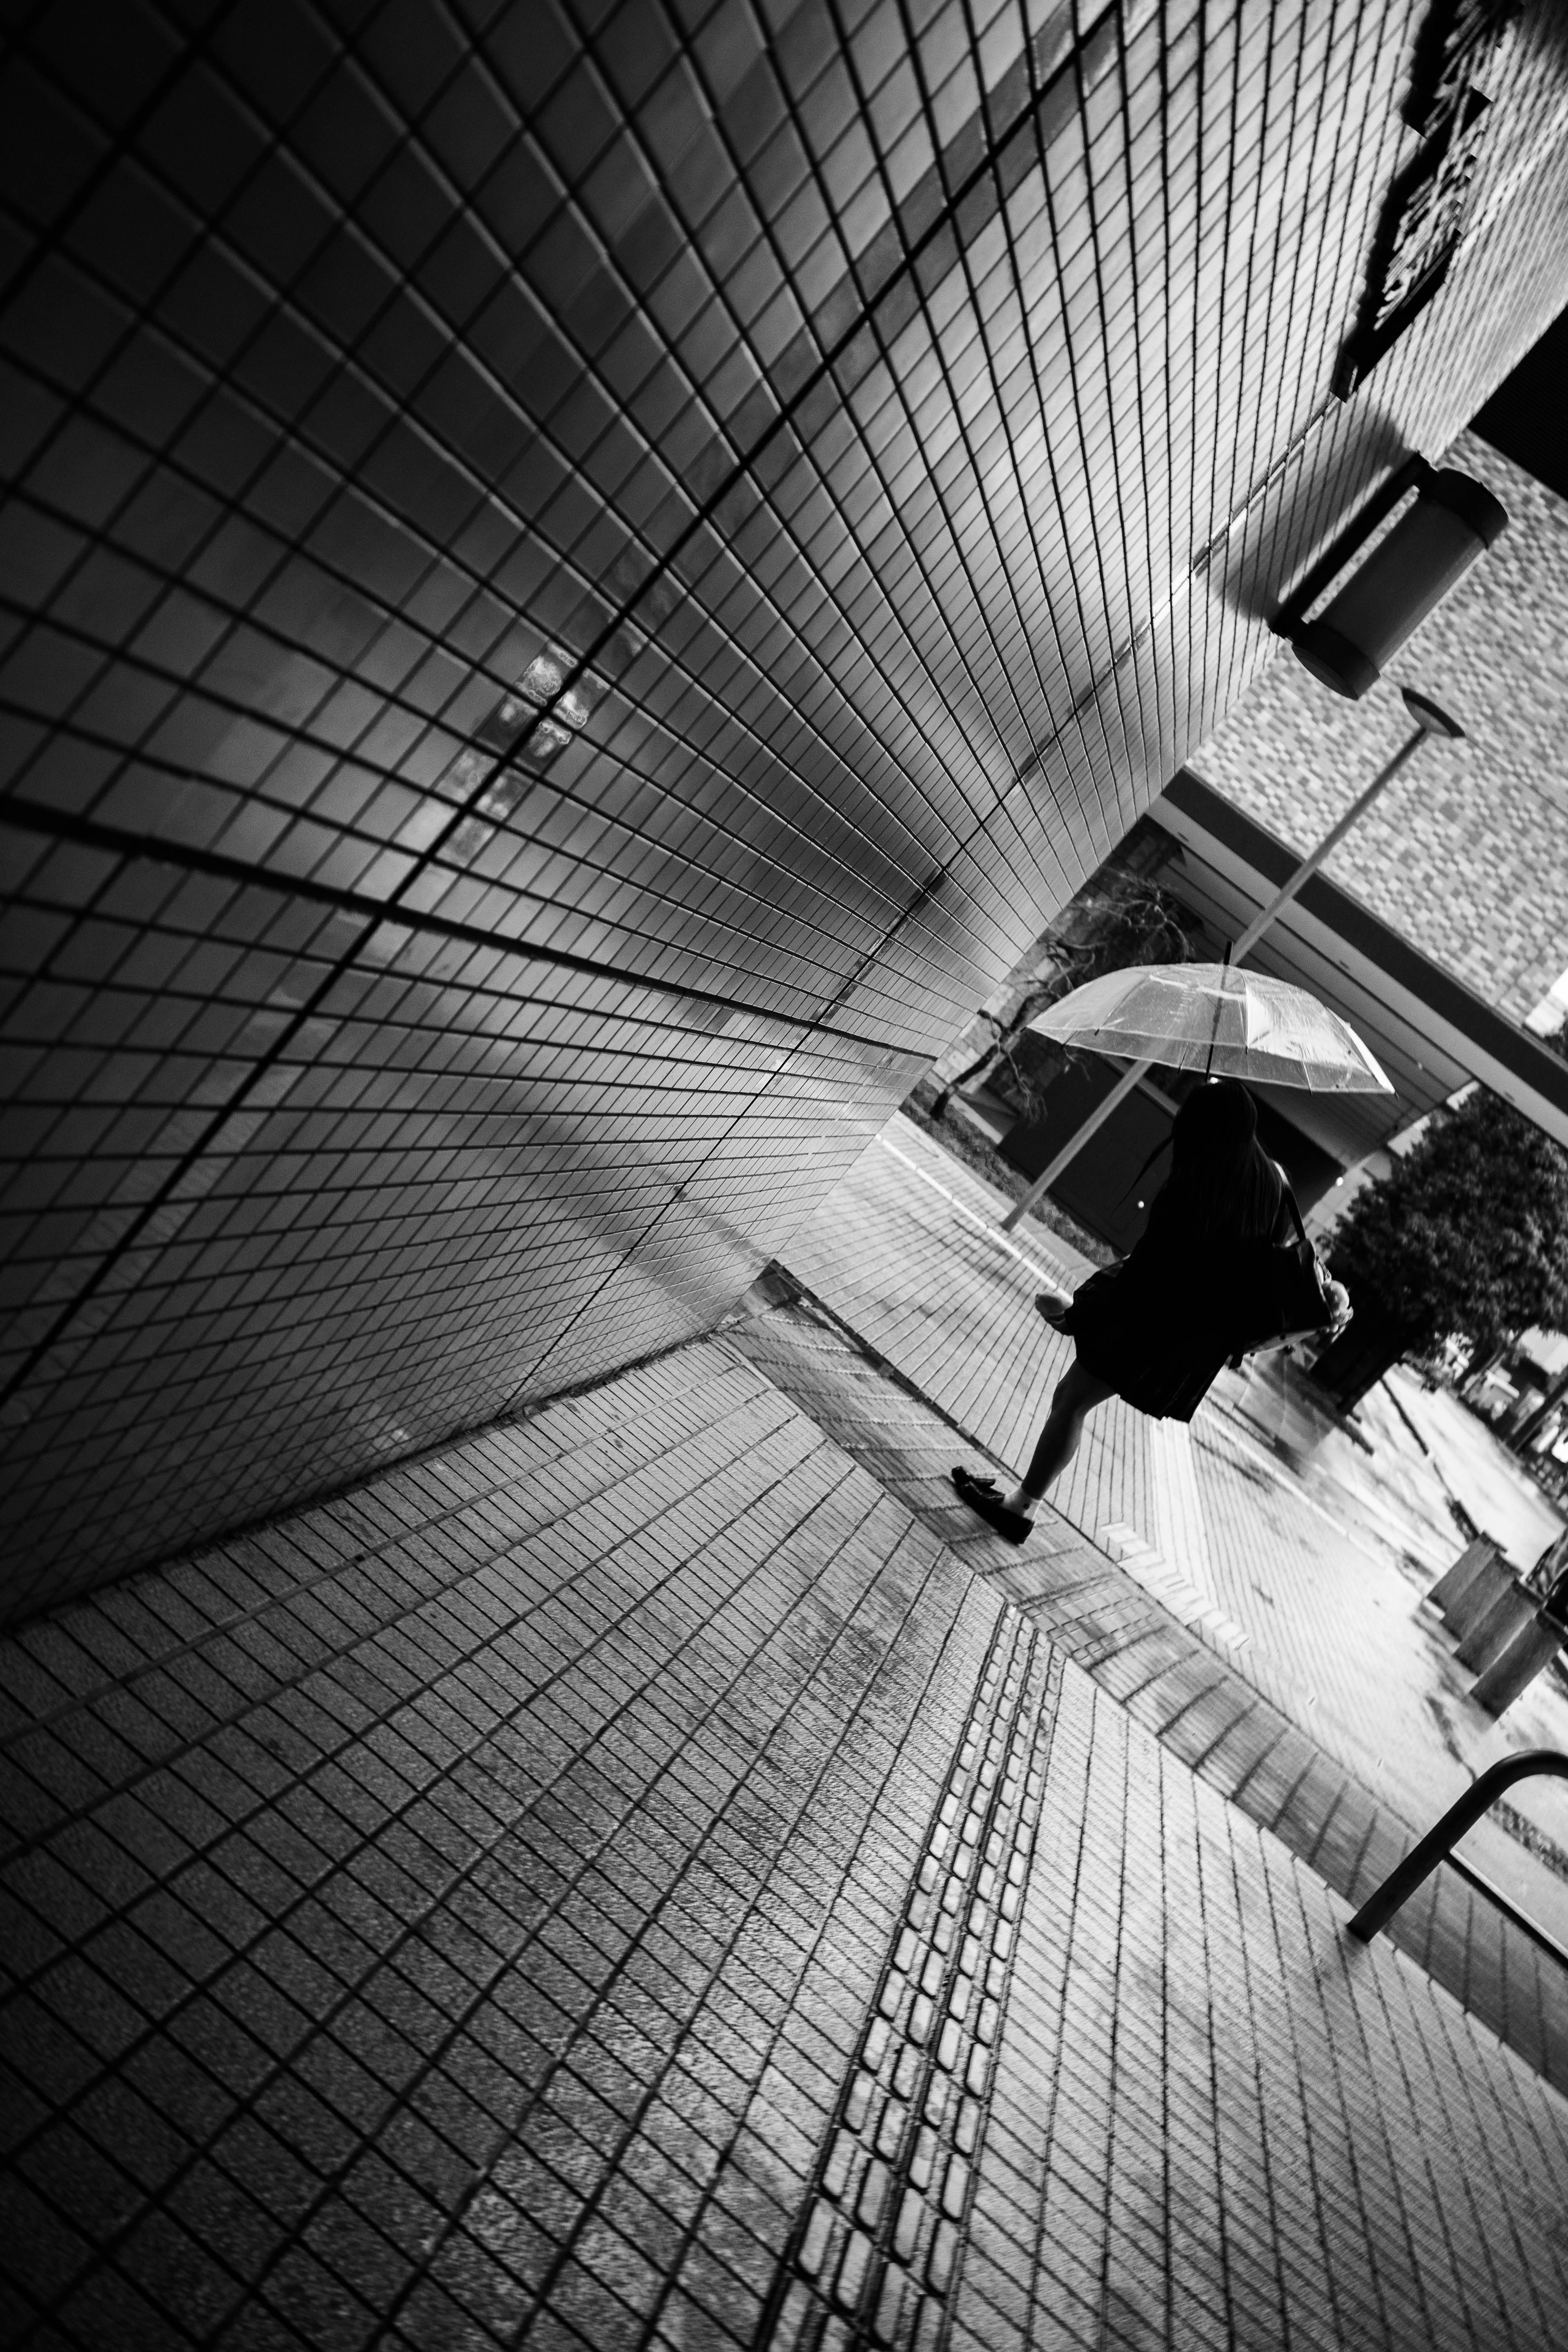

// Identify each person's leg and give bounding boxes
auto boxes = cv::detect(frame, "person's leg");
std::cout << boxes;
[1003,1358,1115,1514]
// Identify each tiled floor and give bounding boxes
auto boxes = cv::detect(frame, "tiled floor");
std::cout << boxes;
[5,1329,1568,2348]
[969,1669,1568,2352]
[0,1344,992,2348]
[727,1281,1568,2101]
[779,1116,1568,1946]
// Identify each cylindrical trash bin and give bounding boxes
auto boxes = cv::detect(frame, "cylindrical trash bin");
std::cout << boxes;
[1471,1615,1562,1717]
[1455,1579,1538,1673]
[1293,471,1508,699]
[1428,1537,1497,1624]
[1445,1550,1516,1644]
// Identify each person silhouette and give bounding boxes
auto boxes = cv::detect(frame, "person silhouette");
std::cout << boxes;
[952,1078,1347,1541]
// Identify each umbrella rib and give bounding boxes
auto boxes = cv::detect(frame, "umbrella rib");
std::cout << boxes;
[1027,964,1392,1094]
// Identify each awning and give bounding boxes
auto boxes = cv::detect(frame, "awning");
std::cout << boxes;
[1148,768,1568,1165]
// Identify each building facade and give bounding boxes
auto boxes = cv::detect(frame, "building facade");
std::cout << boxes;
[1195,428,1568,1022]
[4,0,1568,1616]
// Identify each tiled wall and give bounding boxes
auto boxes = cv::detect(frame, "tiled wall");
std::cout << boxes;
[4,0,1568,1619]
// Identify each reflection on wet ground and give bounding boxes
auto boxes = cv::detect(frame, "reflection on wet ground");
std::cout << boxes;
[775,1114,1568,1952]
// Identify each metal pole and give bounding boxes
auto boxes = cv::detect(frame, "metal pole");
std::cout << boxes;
[998,723,1432,1234]
[1227,726,1425,960]
[1346,1749,1568,1942]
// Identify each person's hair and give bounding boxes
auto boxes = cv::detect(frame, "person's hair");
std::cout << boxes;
[1154,1079,1284,1242]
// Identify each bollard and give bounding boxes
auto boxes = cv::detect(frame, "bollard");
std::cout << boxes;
[1471,1615,1563,1717]
[1445,1550,1515,1644]
[1455,1579,1539,1673]
[1428,1538,1497,1624]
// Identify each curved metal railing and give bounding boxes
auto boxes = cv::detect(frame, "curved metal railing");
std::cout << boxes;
[1348,1750,1568,1944]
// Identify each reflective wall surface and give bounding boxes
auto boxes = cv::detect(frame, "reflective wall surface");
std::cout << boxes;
[4,0,1567,1617]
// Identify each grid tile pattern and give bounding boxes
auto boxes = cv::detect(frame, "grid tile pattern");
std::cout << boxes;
[0,841,914,1616]
[753,1112,1568,2085]
[768,1612,1060,2345]
[963,1664,1568,2352]
[5,0,1568,1615]
[0,1340,1001,2347]
[5,1335,1568,2348]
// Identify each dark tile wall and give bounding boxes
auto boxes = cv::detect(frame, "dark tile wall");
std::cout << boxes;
[4,0,1567,1618]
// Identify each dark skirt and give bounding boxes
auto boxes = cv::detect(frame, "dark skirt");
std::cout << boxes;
[1060,1256,1238,1424]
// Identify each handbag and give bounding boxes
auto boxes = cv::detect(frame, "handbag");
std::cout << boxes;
[1224,1188,1343,1356]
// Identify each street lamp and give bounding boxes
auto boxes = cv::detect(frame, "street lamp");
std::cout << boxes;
[1292,471,1507,700]
[998,686,1466,1234]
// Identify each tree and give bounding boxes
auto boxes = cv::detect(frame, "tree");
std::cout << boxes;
[1313,1090,1568,1407]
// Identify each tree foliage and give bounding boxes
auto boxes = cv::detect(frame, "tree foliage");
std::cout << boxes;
[1327,1090,1568,1358]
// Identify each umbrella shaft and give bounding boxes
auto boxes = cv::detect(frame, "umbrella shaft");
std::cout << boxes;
[998,1055,1154,1231]
[998,728,1428,1234]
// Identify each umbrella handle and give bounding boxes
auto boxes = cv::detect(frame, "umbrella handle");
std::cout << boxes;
[1202,942,1232,1080]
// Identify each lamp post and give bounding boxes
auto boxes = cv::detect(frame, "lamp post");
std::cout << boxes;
[1292,472,1506,700]
[998,686,1465,1235]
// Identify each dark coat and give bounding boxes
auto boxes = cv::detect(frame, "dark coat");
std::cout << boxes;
[1061,1176,1297,1423]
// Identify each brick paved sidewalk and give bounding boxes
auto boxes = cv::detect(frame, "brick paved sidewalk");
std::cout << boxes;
[4,1334,1568,2348]
[777,1115,1568,1951]
[728,1286,1568,2100]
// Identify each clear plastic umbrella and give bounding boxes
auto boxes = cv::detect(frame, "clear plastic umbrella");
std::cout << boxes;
[1026,963,1393,1093]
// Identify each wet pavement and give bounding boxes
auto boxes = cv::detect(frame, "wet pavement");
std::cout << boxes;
[1376,1369,1563,1574]
[4,1116,1568,2348]
[778,1116,1568,1951]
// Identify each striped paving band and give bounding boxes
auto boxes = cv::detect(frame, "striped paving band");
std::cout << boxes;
[765,1609,1059,2348]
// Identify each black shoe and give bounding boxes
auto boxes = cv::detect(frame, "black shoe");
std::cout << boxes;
[951,1467,1033,1544]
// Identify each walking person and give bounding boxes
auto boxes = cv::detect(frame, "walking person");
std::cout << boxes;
[951,1078,1348,1542]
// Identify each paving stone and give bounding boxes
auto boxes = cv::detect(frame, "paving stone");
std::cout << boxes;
[6,1327,1568,2347]
[755,1128,1568,2094]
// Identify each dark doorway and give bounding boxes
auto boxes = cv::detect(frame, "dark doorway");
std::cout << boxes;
[1250,1094,1343,1215]
[1000,1059,1176,1256]
[1000,1059,1344,1253]
[1472,304,1568,502]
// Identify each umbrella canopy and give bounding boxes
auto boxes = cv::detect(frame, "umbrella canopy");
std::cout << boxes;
[1027,963,1394,1093]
